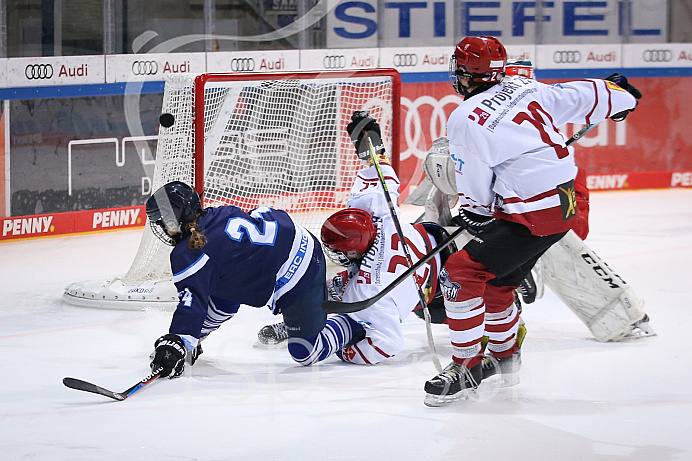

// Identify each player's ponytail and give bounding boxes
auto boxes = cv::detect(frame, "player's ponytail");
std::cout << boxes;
[186,216,207,250]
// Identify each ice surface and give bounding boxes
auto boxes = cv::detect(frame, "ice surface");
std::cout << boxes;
[1,189,691,460]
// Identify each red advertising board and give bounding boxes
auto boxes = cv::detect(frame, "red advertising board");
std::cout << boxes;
[396,77,692,195]
[0,205,145,241]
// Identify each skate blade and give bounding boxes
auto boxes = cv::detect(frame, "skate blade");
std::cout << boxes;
[620,321,657,341]
[424,387,479,407]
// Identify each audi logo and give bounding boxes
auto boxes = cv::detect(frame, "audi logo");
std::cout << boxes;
[25,64,53,80]
[642,49,672,62]
[230,58,255,72]
[553,51,581,64]
[393,53,418,67]
[132,60,158,75]
[323,55,346,69]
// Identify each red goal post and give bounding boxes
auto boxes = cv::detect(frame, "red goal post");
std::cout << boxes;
[63,68,401,309]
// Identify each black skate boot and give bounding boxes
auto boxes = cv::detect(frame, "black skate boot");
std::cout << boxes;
[257,322,288,347]
[424,361,482,407]
[481,321,526,387]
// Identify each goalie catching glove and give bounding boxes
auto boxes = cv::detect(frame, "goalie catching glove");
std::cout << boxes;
[150,334,202,378]
[347,111,385,161]
[605,73,642,122]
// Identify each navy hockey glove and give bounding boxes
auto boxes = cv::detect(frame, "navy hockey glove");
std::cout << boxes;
[151,334,187,379]
[451,209,495,236]
[606,73,642,122]
[346,111,385,161]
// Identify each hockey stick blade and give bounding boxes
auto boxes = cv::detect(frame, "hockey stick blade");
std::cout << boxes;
[63,377,127,401]
[322,226,467,314]
[63,367,163,401]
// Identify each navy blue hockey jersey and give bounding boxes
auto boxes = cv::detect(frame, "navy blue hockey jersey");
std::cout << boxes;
[168,206,322,339]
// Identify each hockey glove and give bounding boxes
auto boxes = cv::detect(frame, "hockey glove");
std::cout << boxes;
[347,111,385,161]
[451,209,495,236]
[151,334,187,379]
[606,73,642,122]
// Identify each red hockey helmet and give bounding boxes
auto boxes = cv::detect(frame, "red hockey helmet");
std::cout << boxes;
[321,208,376,266]
[505,59,535,79]
[449,36,507,94]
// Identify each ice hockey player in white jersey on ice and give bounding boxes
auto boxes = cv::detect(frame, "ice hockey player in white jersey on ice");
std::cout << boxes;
[145,181,364,378]
[259,111,453,365]
[423,35,642,407]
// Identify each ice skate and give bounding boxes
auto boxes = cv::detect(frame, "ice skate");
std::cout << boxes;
[423,361,482,407]
[257,322,289,347]
[621,314,657,340]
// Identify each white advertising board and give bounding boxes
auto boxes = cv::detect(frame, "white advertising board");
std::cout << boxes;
[105,53,206,83]
[536,44,622,70]
[6,56,105,88]
[206,50,300,73]
[300,48,380,70]
[622,43,692,68]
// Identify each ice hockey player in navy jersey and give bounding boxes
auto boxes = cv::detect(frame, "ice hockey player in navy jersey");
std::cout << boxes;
[145,181,361,378]
[423,35,642,406]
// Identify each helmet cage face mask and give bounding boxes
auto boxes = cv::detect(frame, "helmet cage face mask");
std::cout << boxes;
[148,217,179,246]
[322,243,355,267]
[145,181,201,246]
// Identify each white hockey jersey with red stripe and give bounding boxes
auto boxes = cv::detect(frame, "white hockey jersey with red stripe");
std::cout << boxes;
[447,76,637,236]
[331,161,441,365]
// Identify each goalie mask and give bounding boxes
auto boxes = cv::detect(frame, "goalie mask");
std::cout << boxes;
[321,208,376,266]
[146,181,202,246]
[449,36,507,97]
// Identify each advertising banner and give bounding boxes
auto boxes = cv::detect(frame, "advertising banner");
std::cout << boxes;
[5,56,105,88]
[300,48,380,70]
[207,50,300,73]
[327,0,667,48]
[0,205,145,241]
[106,53,206,83]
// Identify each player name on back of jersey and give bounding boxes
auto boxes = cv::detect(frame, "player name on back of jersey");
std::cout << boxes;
[468,77,536,132]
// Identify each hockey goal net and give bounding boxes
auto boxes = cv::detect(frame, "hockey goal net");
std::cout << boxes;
[63,69,401,309]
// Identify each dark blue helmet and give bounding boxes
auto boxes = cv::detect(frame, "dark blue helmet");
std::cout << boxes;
[145,181,202,246]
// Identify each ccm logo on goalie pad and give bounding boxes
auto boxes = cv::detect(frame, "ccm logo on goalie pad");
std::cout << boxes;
[557,179,577,221]
[580,254,625,289]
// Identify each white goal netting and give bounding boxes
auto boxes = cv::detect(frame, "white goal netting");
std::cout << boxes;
[63,70,400,309]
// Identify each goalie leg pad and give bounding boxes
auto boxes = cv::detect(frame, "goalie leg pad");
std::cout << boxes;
[541,231,650,342]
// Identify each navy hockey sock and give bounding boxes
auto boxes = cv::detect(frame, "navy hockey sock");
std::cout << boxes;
[288,314,362,366]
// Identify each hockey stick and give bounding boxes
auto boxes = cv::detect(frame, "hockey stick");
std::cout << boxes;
[566,124,595,146]
[63,366,163,401]
[364,132,443,372]
[322,225,467,314]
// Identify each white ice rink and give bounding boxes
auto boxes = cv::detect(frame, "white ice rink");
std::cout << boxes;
[1,189,691,460]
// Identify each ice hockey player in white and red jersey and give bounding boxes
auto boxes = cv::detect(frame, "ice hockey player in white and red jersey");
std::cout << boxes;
[259,111,452,365]
[145,181,363,378]
[423,35,642,407]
